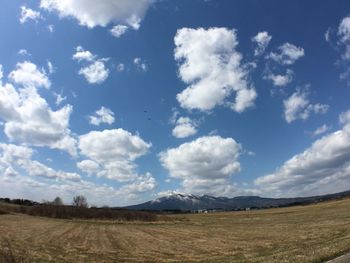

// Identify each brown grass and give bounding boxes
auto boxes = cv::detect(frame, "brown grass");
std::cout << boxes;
[1,198,350,262]
[0,238,31,263]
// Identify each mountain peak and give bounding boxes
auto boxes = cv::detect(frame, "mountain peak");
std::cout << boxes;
[125,190,350,211]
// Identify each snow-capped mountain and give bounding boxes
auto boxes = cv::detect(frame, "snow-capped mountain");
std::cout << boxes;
[124,191,350,211]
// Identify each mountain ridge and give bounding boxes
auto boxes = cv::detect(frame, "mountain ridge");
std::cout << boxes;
[124,190,350,211]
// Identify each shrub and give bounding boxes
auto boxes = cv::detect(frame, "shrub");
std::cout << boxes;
[26,205,158,221]
[0,209,8,215]
[72,195,88,208]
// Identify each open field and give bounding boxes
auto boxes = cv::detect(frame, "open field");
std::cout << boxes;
[1,199,350,262]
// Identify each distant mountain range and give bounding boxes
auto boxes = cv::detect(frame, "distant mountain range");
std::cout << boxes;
[125,190,350,211]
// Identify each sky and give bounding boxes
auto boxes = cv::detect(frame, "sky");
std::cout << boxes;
[1,0,350,206]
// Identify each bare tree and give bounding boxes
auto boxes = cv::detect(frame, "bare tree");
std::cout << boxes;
[72,195,88,208]
[52,197,63,206]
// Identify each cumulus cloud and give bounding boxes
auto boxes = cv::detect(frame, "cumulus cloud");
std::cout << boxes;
[172,117,198,138]
[267,43,305,65]
[252,31,272,56]
[4,166,19,177]
[159,136,242,195]
[79,61,109,84]
[23,160,81,181]
[264,69,293,87]
[255,111,350,197]
[77,159,100,175]
[0,143,80,182]
[0,63,77,156]
[40,0,153,29]
[78,129,151,181]
[110,25,128,38]
[72,46,96,62]
[133,57,147,72]
[174,27,256,112]
[283,89,329,123]
[20,6,41,24]
[73,47,109,84]
[118,173,156,195]
[0,173,154,206]
[89,106,115,126]
[9,61,51,89]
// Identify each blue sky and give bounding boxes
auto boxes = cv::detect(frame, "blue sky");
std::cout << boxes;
[1,0,350,206]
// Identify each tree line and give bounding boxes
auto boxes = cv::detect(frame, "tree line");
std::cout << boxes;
[0,195,158,222]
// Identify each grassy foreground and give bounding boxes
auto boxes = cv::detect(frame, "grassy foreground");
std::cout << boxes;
[1,199,350,262]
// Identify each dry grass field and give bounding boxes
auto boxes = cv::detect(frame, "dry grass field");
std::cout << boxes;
[1,198,350,262]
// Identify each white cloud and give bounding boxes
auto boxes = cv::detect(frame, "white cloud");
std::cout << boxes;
[79,60,109,84]
[340,109,350,124]
[172,117,198,138]
[255,111,350,197]
[133,57,147,72]
[337,16,350,60]
[264,69,293,87]
[78,129,151,181]
[0,173,155,206]
[283,89,329,123]
[18,49,31,56]
[0,143,80,182]
[23,160,81,181]
[73,47,109,84]
[40,0,153,29]
[0,63,77,156]
[312,124,331,136]
[247,151,256,156]
[8,61,51,89]
[157,190,180,197]
[0,64,3,83]
[4,166,19,177]
[338,17,350,43]
[252,31,272,56]
[267,43,305,65]
[72,46,96,62]
[54,92,67,106]
[77,159,100,175]
[174,27,257,112]
[159,136,242,195]
[20,6,41,24]
[118,173,156,195]
[110,25,128,38]
[127,16,141,31]
[47,61,54,74]
[116,63,125,72]
[47,24,54,32]
[169,107,180,125]
[325,28,331,43]
[89,106,115,126]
